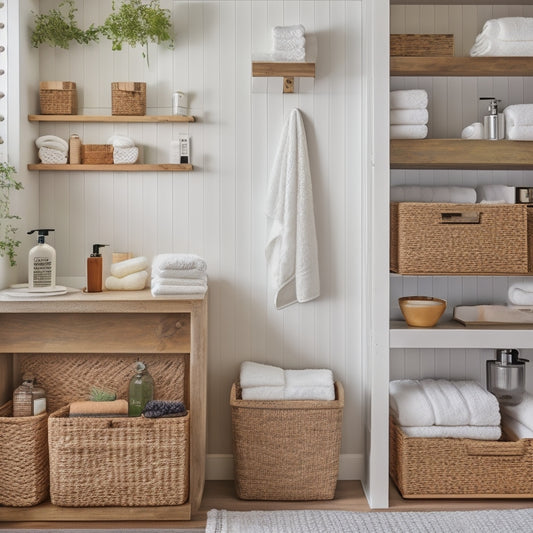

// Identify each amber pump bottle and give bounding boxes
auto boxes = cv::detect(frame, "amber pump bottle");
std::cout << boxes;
[87,243,108,292]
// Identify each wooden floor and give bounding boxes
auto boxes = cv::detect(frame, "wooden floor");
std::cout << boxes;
[5,480,533,530]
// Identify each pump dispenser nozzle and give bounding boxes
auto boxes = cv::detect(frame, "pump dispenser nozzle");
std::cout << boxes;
[91,244,109,257]
[28,228,55,244]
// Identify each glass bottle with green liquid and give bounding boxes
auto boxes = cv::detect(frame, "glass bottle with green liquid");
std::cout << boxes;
[128,361,154,416]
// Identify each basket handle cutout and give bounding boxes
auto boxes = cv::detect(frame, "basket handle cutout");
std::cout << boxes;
[440,211,480,224]
[466,440,526,457]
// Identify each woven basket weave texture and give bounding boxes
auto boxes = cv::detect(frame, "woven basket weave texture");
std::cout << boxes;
[0,401,49,507]
[390,34,454,56]
[112,82,146,116]
[39,81,77,115]
[389,418,533,498]
[231,382,343,501]
[81,144,114,165]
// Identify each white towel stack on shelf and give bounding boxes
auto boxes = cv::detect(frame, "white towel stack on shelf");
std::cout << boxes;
[508,281,533,306]
[501,393,533,438]
[239,361,335,401]
[504,104,533,141]
[390,90,429,139]
[107,135,139,164]
[105,256,149,291]
[272,24,306,61]
[151,253,208,296]
[36,135,69,164]
[389,379,502,440]
[470,17,533,57]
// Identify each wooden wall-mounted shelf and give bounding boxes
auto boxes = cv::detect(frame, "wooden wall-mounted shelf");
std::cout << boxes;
[391,139,533,170]
[28,115,196,123]
[252,61,315,93]
[28,164,193,172]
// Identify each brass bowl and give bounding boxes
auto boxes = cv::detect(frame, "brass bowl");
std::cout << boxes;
[399,296,447,327]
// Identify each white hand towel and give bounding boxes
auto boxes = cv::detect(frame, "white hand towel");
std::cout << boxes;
[400,425,501,440]
[284,385,335,401]
[506,125,533,141]
[152,253,207,272]
[35,135,69,152]
[151,283,207,296]
[470,17,533,57]
[105,270,148,291]
[419,379,470,426]
[151,277,207,288]
[389,380,435,427]
[284,368,333,388]
[273,25,305,40]
[265,108,320,310]
[273,50,306,62]
[503,416,533,439]
[106,134,135,148]
[240,361,285,388]
[390,90,428,110]
[390,125,428,139]
[476,185,516,204]
[273,36,306,51]
[453,380,501,427]
[508,283,533,305]
[501,392,533,431]
[390,186,476,204]
[241,386,285,401]
[390,109,429,126]
[110,256,149,278]
[152,266,207,280]
[461,122,484,140]
[504,104,533,128]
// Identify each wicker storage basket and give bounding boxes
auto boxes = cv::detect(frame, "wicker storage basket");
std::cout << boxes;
[39,81,77,115]
[390,202,533,274]
[0,401,49,507]
[48,406,189,507]
[81,144,114,164]
[231,381,343,501]
[111,82,146,116]
[390,34,454,57]
[390,418,533,498]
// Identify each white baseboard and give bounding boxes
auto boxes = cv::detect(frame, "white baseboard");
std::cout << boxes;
[206,453,364,481]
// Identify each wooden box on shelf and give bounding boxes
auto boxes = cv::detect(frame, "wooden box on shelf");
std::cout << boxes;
[81,144,114,165]
[390,34,454,57]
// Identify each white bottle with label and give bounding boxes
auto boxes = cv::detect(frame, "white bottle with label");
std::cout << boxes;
[27,228,56,289]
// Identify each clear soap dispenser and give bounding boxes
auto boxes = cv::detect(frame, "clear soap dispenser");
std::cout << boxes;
[480,97,505,140]
[128,361,154,416]
[486,349,529,405]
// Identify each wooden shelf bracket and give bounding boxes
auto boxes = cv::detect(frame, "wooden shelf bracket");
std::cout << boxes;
[252,61,315,93]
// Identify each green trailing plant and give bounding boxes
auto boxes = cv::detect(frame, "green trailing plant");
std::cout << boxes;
[0,162,23,267]
[31,0,100,49]
[89,386,117,402]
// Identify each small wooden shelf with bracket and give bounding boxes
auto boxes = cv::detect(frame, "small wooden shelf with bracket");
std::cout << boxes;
[252,61,315,93]
[28,114,196,123]
[28,163,193,172]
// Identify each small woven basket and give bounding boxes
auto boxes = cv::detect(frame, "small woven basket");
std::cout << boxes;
[49,406,189,507]
[0,401,49,507]
[38,146,68,165]
[390,34,454,57]
[231,381,343,501]
[39,81,77,115]
[81,144,114,164]
[111,82,146,116]
[113,146,139,164]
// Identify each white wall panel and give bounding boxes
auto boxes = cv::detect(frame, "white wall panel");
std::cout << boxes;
[31,0,363,473]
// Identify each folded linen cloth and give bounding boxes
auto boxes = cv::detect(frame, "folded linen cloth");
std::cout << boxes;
[105,270,148,291]
[241,386,286,400]
[390,125,428,139]
[151,283,207,296]
[501,392,533,431]
[390,109,429,126]
[273,24,305,40]
[142,400,187,418]
[69,399,128,417]
[285,368,334,388]
[470,17,533,57]
[400,425,502,440]
[151,277,207,287]
[506,125,533,141]
[240,361,285,388]
[476,184,515,204]
[110,256,149,278]
[273,50,306,62]
[390,90,428,110]
[273,36,306,51]
[390,186,476,204]
[508,283,533,305]
[504,104,533,128]
[389,379,435,427]
[152,253,207,272]
[152,266,207,280]
[503,415,533,439]
[284,385,335,401]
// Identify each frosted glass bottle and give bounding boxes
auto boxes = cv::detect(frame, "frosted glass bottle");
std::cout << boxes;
[128,361,154,416]
[13,375,47,417]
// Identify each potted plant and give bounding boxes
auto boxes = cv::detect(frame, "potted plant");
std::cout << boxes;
[0,162,23,269]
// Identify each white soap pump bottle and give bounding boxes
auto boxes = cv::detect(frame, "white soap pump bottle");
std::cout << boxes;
[27,228,56,289]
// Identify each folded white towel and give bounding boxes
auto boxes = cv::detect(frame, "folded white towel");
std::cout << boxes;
[105,270,148,291]
[390,125,428,139]
[461,122,484,140]
[152,253,207,272]
[240,361,285,388]
[273,50,306,62]
[390,90,428,110]
[273,25,305,40]
[501,392,533,431]
[241,386,285,401]
[110,256,149,278]
[285,368,333,388]
[390,109,429,126]
[508,283,533,305]
[152,266,207,280]
[506,125,533,141]
[504,104,533,128]
[35,135,69,152]
[390,186,476,204]
[400,425,502,440]
[284,385,335,401]
[419,379,470,426]
[470,18,533,57]
[106,134,135,148]
[503,415,533,439]
[389,379,435,427]
[476,185,516,204]
[273,36,306,51]
[151,277,207,288]
[151,283,207,296]
[453,380,501,427]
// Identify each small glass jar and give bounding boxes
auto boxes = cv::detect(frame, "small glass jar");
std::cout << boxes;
[13,374,47,417]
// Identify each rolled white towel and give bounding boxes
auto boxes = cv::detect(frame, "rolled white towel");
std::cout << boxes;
[390,125,428,139]
[151,276,207,288]
[390,90,428,110]
[240,361,285,388]
[273,36,306,51]
[390,185,476,204]
[107,134,136,148]
[503,415,533,439]
[152,266,207,280]
[105,270,148,291]
[400,425,502,440]
[508,283,533,305]
[272,24,305,40]
[470,18,533,57]
[285,368,333,388]
[501,392,533,431]
[461,122,484,140]
[273,50,306,62]
[390,109,428,126]
[241,386,285,401]
[110,256,149,278]
[389,380,435,427]
[506,125,533,141]
[476,184,515,204]
[35,135,69,152]
[152,253,207,272]
[504,104,533,128]
[284,385,335,401]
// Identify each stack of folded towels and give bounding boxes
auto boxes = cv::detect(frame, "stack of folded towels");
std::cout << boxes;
[504,104,533,141]
[470,17,533,57]
[36,135,69,164]
[390,184,516,204]
[390,90,429,139]
[107,135,139,164]
[151,253,208,296]
[508,281,533,306]
[501,392,533,439]
[239,361,335,401]
[389,379,502,440]
[272,24,306,62]
[105,256,149,291]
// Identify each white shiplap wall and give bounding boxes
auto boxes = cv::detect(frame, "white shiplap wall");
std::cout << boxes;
[27,0,363,478]
[391,4,533,391]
